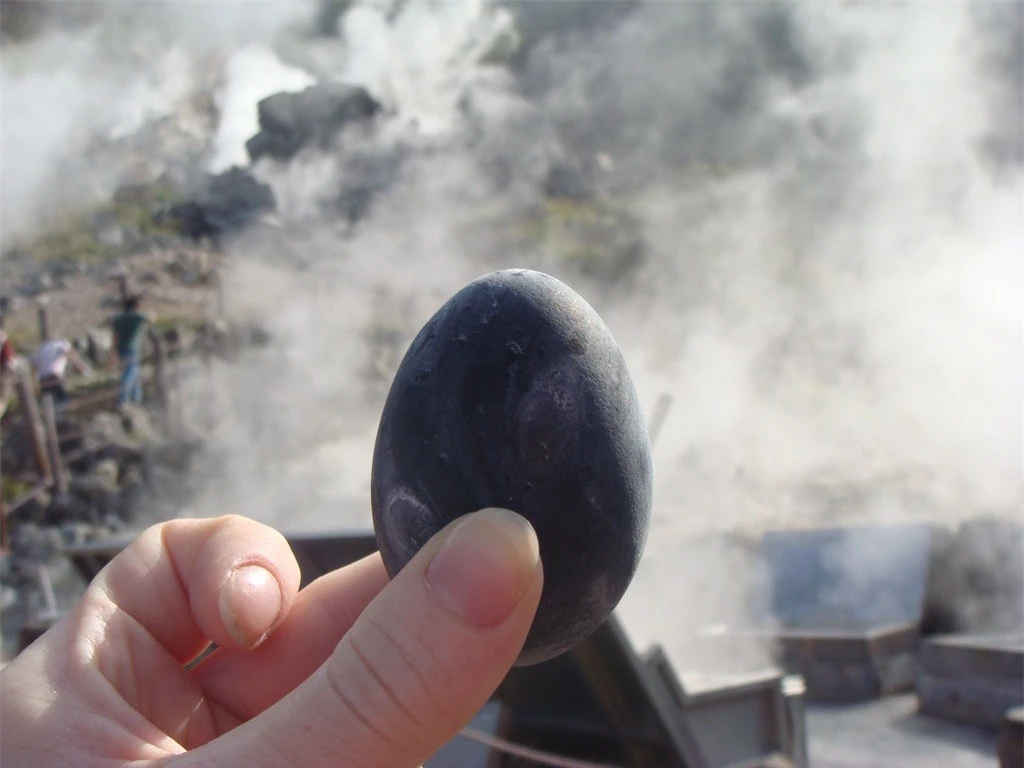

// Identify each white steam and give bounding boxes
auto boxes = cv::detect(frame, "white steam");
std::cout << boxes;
[207,47,316,173]
[2,1,1020,678]
[0,0,314,243]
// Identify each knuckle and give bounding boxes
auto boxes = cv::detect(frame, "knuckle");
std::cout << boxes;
[214,513,251,530]
[323,641,413,762]
[329,619,444,752]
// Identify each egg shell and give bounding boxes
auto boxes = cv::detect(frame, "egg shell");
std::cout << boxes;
[371,269,653,665]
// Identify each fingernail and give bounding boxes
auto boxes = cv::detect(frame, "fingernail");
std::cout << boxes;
[219,565,282,650]
[425,508,540,628]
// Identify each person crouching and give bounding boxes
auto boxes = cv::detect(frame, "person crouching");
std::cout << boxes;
[32,332,93,416]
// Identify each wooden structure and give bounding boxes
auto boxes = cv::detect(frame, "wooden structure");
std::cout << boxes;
[36,305,50,342]
[13,366,51,483]
[40,394,67,496]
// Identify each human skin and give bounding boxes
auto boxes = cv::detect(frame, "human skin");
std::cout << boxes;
[0,508,542,767]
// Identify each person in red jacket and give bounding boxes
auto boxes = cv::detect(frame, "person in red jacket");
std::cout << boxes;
[0,313,15,413]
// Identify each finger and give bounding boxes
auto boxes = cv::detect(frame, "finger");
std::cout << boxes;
[192,552,390,723]
[178,508,543,768]
[93,514,301,660]
[2,515,304,755]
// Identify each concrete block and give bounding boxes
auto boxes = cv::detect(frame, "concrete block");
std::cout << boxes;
[918,635,1024,730]
[646,648,805,767]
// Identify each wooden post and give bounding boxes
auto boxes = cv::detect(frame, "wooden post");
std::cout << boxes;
[215,270,225,319]
[202,325,217,433]
[15,366,51,482]
[148,331,169,426]
[172,352,186,439]
[40,394,67,496]
[1,495,7,554]
[115,274,129,303]
[37,305,50,342]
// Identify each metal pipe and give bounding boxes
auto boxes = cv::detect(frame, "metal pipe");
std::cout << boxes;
[458,727,625,768]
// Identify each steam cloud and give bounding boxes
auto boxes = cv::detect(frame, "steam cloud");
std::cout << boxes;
[2,1,1020,675]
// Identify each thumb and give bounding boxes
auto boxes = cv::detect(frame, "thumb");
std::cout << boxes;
[180,508,543,768]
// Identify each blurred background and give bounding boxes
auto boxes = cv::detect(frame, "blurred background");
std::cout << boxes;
[0,0,1020,738]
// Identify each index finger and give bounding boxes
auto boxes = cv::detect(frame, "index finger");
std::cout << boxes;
[92,515,301,662]
[189,552,390,722]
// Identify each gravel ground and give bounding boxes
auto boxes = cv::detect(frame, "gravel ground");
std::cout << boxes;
[2,247,218,352]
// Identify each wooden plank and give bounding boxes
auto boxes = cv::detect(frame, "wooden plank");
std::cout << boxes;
[37,305,50,342]
[5,482,49,513]
[147,332,171,436]
[172,353,185,438]
[15,366,51,482]
[115,274,130,303]
[40,394,67,495]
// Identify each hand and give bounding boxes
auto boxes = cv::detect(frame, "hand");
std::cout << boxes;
[0,509,543,767]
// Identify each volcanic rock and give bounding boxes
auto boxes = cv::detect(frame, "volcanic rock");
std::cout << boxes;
[246,82,382,163]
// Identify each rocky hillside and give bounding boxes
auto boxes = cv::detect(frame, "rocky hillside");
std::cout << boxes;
[1,0,1020,534]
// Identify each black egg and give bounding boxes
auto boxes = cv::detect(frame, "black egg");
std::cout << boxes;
[370,269,653,665]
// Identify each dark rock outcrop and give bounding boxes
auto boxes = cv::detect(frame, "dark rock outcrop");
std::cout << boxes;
[246,83,382,163]
[311,0,352,36]
[326,143,410,226]
[163,167,275,244]
[924,515,1024,634]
